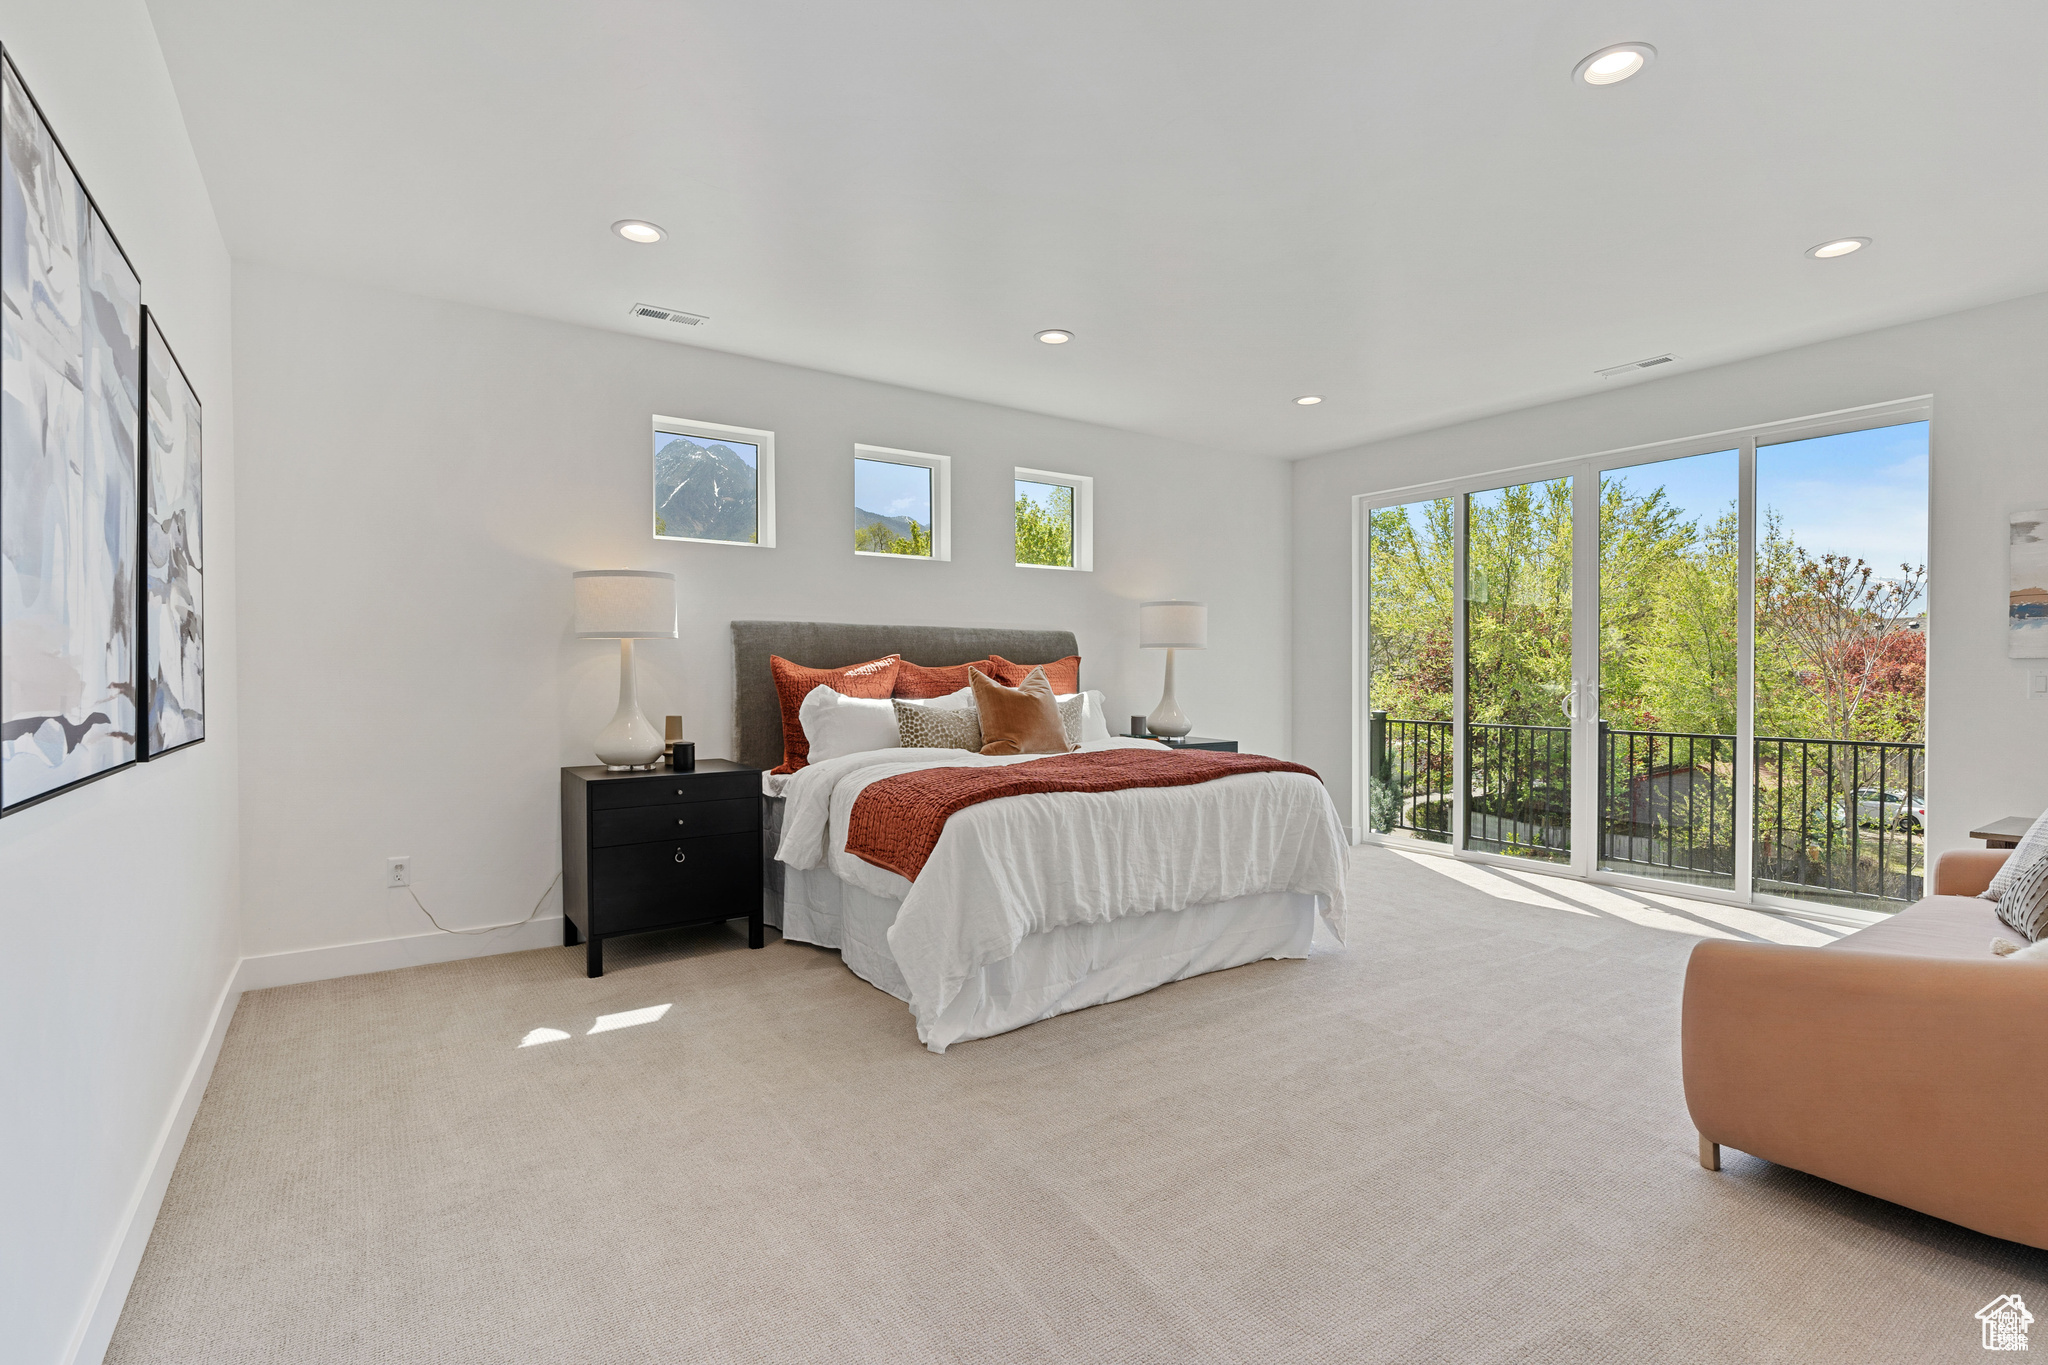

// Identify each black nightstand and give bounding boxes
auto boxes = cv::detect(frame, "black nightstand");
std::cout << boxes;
[561,759,764,977]
[1120,735,1239,753]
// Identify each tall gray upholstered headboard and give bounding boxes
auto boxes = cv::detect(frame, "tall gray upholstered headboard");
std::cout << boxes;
[731,620,1080,772]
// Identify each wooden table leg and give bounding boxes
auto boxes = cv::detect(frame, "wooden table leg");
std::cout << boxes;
[563,915,581,947]
[748,909,765,949]
[586,936,603,978]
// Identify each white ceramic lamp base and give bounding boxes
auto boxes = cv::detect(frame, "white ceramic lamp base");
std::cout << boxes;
[1146,647,1192,738]
[595,638,667,769]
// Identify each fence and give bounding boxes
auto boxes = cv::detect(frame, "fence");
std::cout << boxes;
[1365,712,1924,906]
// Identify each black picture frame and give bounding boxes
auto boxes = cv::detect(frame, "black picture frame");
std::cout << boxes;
[0,45,144,815]
[139,305,205,761]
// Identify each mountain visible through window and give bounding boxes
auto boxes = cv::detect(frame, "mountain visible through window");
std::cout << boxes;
[854,458,933,556]
[654,433,758,543]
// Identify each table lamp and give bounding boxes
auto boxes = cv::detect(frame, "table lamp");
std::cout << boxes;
[1139,600,1207,739]
[574,569,677,769]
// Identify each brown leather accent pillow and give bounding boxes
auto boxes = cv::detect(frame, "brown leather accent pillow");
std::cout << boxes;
[985,654,1080,694]
[970,666,1075,757]
[894,658,992,700]
[769,654,902,773]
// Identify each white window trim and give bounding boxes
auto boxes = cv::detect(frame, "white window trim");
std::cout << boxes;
[853,444,951,562]
[1014,466,1094,572]
[651,414,776,548]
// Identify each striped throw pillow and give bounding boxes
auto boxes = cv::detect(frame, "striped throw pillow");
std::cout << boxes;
[1995,855,2048,943]
[1985,809,2048,902]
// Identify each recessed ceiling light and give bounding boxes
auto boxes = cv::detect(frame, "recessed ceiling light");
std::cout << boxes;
[1573,42,1655,86]
[1295,395,1324,406]
[1806,237,1870,259]
[612,220,665,244]
[1036,329,1073,344]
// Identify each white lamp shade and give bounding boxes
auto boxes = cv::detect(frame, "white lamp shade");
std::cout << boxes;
[1139,600,1207,649]
[574,569,677,638]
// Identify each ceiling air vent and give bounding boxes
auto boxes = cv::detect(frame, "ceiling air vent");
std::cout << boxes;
[630,303,709,326]
[1596,353,1678,379]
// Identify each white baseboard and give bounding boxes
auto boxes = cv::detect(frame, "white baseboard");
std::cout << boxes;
[64,967,241,1365]
[234,915,566,992]
[64,916,564,1363]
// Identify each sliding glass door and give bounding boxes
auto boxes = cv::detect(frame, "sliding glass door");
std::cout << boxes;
[1462,477,1575,864]
[1360,402,1929,915]
[1595,449,1740,890]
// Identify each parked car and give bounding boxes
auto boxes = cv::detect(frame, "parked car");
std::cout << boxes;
[1851,787,1925,832]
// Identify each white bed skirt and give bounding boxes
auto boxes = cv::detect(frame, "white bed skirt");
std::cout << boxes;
[774,862,1320,1051]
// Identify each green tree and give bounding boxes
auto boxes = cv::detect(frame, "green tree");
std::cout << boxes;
[856,517,932,556]
[1015,486,1073,566]
[1367,497,1455,722]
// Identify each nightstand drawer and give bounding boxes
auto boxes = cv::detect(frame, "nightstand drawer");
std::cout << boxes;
[591,798,757,849]
[589,833,759,935]
[589,769,759,810]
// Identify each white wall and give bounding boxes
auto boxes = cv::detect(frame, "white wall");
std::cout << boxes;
[1292,289,2048,853]
[231,262,1290,960]
[0,4,239,1363]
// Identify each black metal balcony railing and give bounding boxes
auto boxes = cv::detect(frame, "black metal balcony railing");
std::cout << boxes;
[1599,726,1737,880]
[1366,712,1925,907]
[1752,735,1923,905]
[1468,721,1571,860]
[1366,715,1453,841]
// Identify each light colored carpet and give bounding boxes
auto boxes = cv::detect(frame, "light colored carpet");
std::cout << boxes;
[109,845,2047,1363]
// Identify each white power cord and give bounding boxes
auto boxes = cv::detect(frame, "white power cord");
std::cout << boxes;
[406,870,563,936]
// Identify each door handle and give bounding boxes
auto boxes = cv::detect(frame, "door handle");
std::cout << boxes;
[1559,682,1579,723]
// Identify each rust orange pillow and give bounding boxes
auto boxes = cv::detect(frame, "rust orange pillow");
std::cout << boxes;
[985,653,1080,694]
[769,654,902,773]
[894,658,992,700]
[970,666,1074,757]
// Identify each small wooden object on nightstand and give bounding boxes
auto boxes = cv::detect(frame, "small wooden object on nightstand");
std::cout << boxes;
[1119,734,1239,753]
[561,758,764,977]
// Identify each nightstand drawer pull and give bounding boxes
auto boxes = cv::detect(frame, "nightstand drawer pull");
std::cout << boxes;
[674,848,687,863]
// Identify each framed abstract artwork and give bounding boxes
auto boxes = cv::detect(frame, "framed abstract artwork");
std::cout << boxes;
[141,308,204,757]
[0,50,143,814]
[2012,509,2048,659]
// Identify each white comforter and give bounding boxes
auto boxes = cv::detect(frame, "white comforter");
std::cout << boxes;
[775,738,1349,1043]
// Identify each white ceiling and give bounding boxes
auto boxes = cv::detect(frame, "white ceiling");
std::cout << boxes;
[146,0,2048,458]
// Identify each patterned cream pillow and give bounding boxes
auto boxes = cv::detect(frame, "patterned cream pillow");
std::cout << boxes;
[1057,694,1084,746]
[1984,808,2048,901]
[1994,854,2048,943]
[893,698,982,751]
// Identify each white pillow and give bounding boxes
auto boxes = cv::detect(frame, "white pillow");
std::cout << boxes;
[916,685,979,712]
[1057,690,1112,743]
[798,685,901,763]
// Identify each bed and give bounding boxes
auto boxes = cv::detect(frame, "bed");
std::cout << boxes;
[733,620,1349,1052]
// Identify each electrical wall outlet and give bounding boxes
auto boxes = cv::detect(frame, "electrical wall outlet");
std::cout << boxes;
[2030,672,2048,699]
[386,856,411,888]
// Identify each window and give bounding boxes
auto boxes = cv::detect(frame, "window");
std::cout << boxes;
[1014,467,1093,571]
[853,445,950,560]
[1357,398,1930,915]
[652,416,776,547]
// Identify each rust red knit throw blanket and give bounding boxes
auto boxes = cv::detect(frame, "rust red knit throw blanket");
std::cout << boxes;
[845,748,1320,882]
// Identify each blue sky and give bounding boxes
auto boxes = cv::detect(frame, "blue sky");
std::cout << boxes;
[1016,479,1069,519]
[855,457,931,520]
[1604,420,1929,581]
